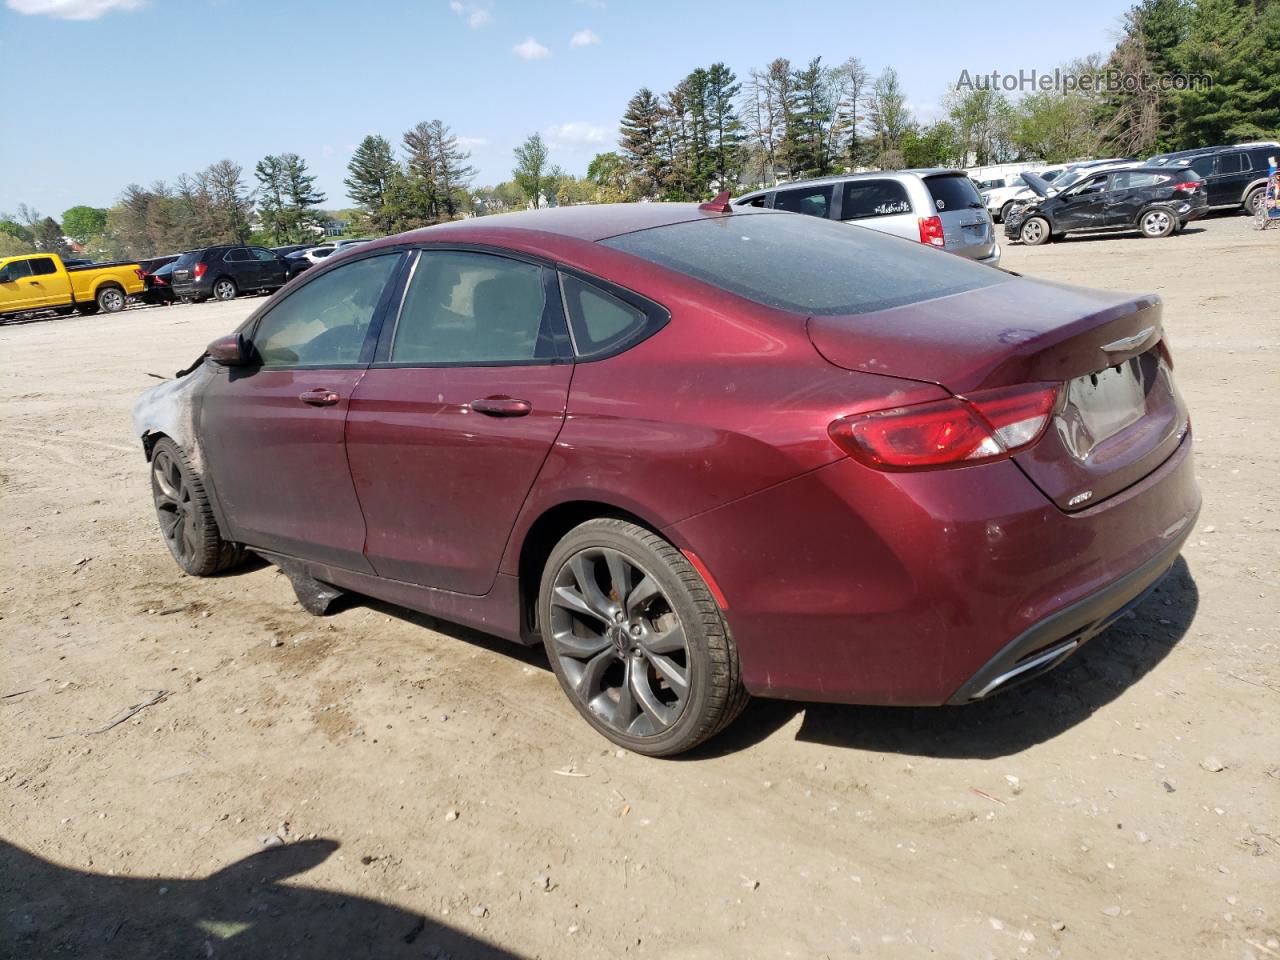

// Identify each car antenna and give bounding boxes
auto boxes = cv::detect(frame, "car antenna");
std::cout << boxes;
[698,190,733,213]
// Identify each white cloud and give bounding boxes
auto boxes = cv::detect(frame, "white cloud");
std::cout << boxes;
[569,27,599,47]
[545,122,608,146]
[513,36,550,60]
[447,0,490,28]
[6,0,145,19]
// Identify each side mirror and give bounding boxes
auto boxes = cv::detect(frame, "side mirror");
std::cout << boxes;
[207,333,249,366]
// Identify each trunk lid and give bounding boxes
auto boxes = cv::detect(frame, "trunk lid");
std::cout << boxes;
[808,278,1189,510]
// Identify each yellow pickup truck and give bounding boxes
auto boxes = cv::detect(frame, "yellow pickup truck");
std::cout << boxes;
[0,252,144,320]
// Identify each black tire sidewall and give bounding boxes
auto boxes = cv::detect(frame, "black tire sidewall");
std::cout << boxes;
[538,520,726,757]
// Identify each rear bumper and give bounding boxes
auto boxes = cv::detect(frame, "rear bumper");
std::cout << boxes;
[667,431,1199,706]
[944,514,1190,703]
[976,242,1001,267]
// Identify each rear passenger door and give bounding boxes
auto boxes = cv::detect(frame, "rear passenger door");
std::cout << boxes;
[250,246,287,289]
[344,248,573,594]
[223,247,257,289]
[1103,171,1160,226]
[837,178,915,241]
[772,184,836,220]
[1207,151,1251,206]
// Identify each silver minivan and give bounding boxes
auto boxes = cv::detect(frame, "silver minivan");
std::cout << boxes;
[734,169,1001,265]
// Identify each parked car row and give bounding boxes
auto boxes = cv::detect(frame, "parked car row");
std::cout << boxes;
[733,170,1001,265]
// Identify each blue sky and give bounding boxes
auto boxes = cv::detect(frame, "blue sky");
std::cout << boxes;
[1,0,1131,218]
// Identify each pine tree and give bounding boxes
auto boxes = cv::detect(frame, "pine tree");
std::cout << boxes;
[280,153,325,241]
[402,122,442,225]
[204,160,253,244]
[344,135,401,233]
[255,155,288,245]
[426,121,475,220]
[619,88,666,197]
[705,63,743,191]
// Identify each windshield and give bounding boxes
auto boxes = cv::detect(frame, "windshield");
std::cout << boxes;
[602,213,1010,316]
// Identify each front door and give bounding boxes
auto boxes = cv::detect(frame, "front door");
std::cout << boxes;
[0,258,39,312]
[26,256,71,308]
[1053,175,1109,230]
[199,251,404,570]
[346,248,572,595]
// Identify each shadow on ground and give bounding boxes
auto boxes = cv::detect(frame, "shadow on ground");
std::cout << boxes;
[0,839,524,960]
[697,557,1199,761]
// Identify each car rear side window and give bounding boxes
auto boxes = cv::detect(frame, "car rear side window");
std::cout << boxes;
[1111,172,1165,189]
[923,174,982,212]
[840,179,912,220]
[1189,155,1216,177]
[773,184,834,218]
[559,273,655,359]
[28,257,57,276]
[603,213,1009,316]
[389,251,555,365]
[251,253,399,367]
[226,248,251,262]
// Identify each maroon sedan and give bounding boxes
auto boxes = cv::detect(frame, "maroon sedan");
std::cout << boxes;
[132,202,1200,756]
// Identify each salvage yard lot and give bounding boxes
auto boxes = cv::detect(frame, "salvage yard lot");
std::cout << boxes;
[1,214,1277,959]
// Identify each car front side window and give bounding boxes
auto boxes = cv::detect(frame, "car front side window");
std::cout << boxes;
[388,251,555,365]
[251,253,400,368]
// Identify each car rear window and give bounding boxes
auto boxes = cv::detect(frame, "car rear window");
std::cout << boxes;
[173,252,200,268]
[602,213,1009,316]
[923,174,982,213]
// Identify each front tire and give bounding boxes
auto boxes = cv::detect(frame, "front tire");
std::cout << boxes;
[96,285,126,313]
[1139,208,1175,238]
[1020,216,1051,245]
[150,438,245,576]
[212,277,238,301]
[538,519,747,756]
[1000,200,1016,223]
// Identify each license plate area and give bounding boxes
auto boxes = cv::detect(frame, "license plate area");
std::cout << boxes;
[1059,352,1162,460]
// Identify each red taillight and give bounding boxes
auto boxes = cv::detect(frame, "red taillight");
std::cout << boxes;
[193,262,207,280]
[1173,180,1200,193]
[917,215,946,247]
[155,276,168,286]
[135,268,146,281]
[829,382,1061,471]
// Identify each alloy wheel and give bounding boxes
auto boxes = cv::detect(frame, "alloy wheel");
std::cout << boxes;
[100,288,124,312]
[152,448,198,566]
[548,547,691,738]
[1021,219,1045,244]
[214,280,236,300]
[1142,210,1171,236]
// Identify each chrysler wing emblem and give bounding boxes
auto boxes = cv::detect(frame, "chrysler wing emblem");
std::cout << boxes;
[1101,326,1157,354]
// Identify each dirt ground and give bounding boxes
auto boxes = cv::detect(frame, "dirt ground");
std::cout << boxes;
[2,214,1277,960]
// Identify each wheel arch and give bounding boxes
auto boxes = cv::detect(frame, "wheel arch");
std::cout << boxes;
[513,498,665,641]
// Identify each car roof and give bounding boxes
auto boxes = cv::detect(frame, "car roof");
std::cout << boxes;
[366,203,763,246]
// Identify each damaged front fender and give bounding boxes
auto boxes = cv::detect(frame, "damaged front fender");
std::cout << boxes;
[131,360,214,472]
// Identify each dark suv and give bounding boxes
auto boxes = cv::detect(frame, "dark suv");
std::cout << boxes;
[1146,142,1279,215]
[170,245,291,302]
[1005,166,1207,244]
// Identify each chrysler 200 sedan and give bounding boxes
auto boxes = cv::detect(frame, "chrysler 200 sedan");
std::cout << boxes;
[132,201,1200,756]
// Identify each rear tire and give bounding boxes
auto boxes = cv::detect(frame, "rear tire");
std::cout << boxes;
[538,519,748,757]
[149,438,245,577]
[212,277,238,302]
[1020,217,1051,245]
[1139,208,1175,238]
[96,285,126,313]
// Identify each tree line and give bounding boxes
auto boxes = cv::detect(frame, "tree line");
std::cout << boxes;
[3,0,1275,261]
